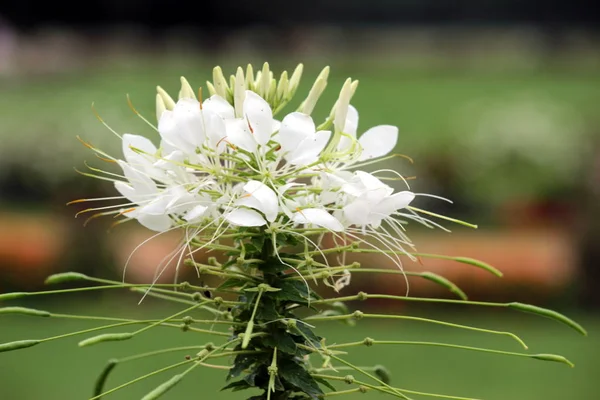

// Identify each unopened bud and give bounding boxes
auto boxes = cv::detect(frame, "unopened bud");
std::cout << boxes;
[155,94,166,122]
[276,70,289,100]
[234,67,246,118]
[156,86,176,110]
[179,76,196,100]
[260,62,271,98]
[301,75,328,115]
[246,64,255,90]
[206,81,217,97]
[288,64,304,96]
[212,66,229,98]
[334,78,353,133]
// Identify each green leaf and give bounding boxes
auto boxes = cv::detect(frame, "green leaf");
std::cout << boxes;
[279,359,323,399]
[294,322,322,346]
[275,232,300,247]
[242,243,261,254]
[313,376,336,392]
[217,278,251,291]
[221,380,252,392]
[251,236,266,252]
[256,297,280,321]
[227,354,256,381]
[260,261,290,274]
[276,280,320,304]
[262,328,297,354]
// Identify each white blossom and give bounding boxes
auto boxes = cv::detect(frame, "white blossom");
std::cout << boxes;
[77,63,456,280]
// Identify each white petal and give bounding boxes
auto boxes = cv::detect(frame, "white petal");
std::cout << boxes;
[114,181,138,203]
[345,105,359,136]
[337,105,359,151]
[184,204,209,222]
[225,119,257,153]
[242,180,279,222]
[355,171,390,192]
[158,110,195,153]
[117,161,157,196]
[172,99,206,147]
[225,208,267,227]
[279,112,315,153]
[243,91,273,146]
[292,208,344,232]
[138,193,174,215]
[137,213,172,232]
[377,191,415,215]
[122,134,157,163]
[358,125,398,161]
[287,130,331,166]
[343,199,371,226]
[203,95,235,120]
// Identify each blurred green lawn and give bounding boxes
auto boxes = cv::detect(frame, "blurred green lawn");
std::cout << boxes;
[0,297,597,400]
[1,59,599,204]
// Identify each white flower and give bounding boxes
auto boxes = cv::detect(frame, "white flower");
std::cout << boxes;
[341,172,415,228]
[226,91,277,153]
[292,208,344,232]
[225,181,279,227]
[279,112,331,166]
[337,105,399,161]
[77,64,452,274]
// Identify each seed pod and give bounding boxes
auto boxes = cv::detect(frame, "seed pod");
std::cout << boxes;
[78,333,133,347]
[0,340,41,353]
[0,307,50,317]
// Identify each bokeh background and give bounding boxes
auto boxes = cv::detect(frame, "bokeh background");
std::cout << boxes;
[1,1,599,399]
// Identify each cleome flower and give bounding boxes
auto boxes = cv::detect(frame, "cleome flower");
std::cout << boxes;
[75,63,462,275]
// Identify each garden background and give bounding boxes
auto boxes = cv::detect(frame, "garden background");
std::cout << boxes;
[1,2,599,399]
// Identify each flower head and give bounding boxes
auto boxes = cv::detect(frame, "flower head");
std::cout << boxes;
[76,62,458,275]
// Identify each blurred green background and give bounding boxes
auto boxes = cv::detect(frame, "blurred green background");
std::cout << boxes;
[1,5,600,399]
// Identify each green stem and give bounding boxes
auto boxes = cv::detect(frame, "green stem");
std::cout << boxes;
[306,312,527,349]
[326,339,573,367]
[311,292,586,335]
[312,374,482,400]
[327,354,411,399]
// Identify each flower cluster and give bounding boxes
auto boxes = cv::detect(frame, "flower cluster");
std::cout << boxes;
[85,63,427,266]
[0,63,585,400]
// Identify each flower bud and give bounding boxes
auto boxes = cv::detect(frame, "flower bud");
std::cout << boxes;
[277,71,290,100]
[301,77,328,115]
[206,81,217,96]
[288,63,304,96]
[212,66,229,98]
[178,76,196,100]
[234,67,246,118]
[245,64,255,90]
[156,86,176,110]
[259,62,271,98]
[155,93,167,122]
[334,78,353,133]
